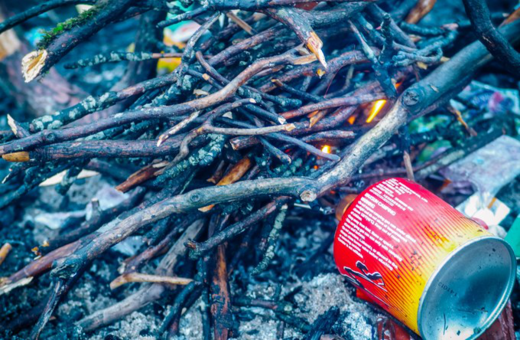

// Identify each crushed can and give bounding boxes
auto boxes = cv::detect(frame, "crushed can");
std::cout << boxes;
[334,178,516,339]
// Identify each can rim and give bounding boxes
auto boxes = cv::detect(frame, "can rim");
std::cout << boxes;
[417,235,516,340]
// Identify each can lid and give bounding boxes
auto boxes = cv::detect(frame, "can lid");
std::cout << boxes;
[418,236,516,340]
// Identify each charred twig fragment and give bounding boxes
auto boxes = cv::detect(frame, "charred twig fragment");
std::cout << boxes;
[0,243,12,267]
[393,28,456,67]
[157,7,208,28]
[301,130,355,143]
[259,137,293,164]
[349,20,396,98]
[199,156,253,212]
[158,258,205,337]
[157,111,202,147]
[462,0,520,77]
[262,7,327,68]
[226,11,255,35]
[1,137,206,163]
[272,79,323,103]
[155,134,226,184]
[400,22,447,36]
[276,312,311,332]
[234,296,293,313]
[367,4,416,48]
[304,307,340,340]
[210,242,233,339]
[259,50,372,93]
[393,46,443,67]
[7,115,30,139]
[176,12,221,78]
[201,284,212,340]
[406,0,437,24]
[206,214,234,340]
[252,203,288,275]
[203,123,296,135]
[187,198,290,258]
[64,51,187,69]
[0,160,86,209]
[55,164,86,195]
[170,99,255,165]
[110,272,192,289]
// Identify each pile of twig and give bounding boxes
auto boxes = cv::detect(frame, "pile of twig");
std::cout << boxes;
[0,0,519,339]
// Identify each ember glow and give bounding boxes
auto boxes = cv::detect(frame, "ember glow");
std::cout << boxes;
[365,82,401,124]
[321,145,331,154]
[366,99,387,123]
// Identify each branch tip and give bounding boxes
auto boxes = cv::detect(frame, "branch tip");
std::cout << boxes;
[22,50,47,83]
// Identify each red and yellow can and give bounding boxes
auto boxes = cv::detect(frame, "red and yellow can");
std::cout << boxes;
[334,178,515,339]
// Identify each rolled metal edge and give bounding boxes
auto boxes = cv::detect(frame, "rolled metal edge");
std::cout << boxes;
[417,236,516,340]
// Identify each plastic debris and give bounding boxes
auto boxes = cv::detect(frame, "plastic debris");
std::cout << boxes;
[442,135,520,213]
[34,210,86,230]
[457,196,510,237]
[39,170,99,187]
[451,80,520,116]
[504,217,520,257]
[111,236,145,257]
[85,183,129,220]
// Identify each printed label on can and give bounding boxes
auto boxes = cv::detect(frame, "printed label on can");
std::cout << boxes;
[334,178,491,334]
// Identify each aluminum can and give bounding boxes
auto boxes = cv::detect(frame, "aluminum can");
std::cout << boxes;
[334,178,516,339]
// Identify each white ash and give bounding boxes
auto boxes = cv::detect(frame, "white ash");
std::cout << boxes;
[338,303,377,339]
[245,281,278,300]
[293,273,377,338]
[69,279,116,316]
[90,311,159,340]
[177,296,204,340]
[57,298,84,320]
[293,274,353,322]
[238,316,280,340]
[88,260,114,283]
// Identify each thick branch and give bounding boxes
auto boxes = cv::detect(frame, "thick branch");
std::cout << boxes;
[0,0,95,34]
[22,0,135,82]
